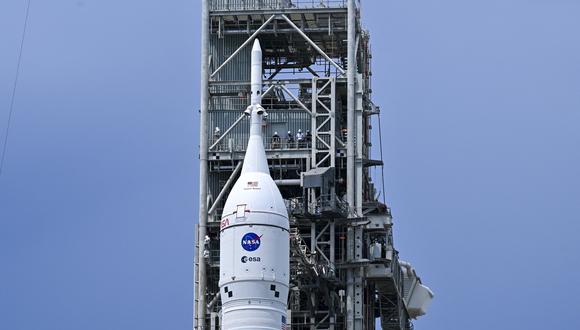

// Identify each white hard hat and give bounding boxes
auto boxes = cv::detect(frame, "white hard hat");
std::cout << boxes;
[288,131,291,134]
[298,129,302,133]
[274,131,278,135]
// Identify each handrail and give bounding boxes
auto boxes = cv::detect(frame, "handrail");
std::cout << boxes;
[210,136,312,152]
[209,0,349,11]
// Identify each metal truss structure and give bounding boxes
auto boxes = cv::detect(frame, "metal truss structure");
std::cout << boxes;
[195,1,422,329]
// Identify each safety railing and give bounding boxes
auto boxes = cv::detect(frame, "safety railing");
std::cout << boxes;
[210,136,312,152]
[210,0,350,11]
[286,195,349,218]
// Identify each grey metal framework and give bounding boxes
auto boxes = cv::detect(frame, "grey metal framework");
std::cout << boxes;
[195,1,412,329]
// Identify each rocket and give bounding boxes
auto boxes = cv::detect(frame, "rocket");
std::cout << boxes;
[218,39,290,330]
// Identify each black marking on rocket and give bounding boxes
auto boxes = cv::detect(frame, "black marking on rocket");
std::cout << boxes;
[270,284,280,298]
[224,286,233,297]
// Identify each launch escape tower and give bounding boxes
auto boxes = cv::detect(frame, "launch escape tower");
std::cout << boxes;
[194,1,433,329]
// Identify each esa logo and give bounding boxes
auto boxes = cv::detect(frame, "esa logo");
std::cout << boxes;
[241,256,261,263]
[241,232,262,251]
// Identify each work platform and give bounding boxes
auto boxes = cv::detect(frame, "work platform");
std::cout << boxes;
[195,1,432,329]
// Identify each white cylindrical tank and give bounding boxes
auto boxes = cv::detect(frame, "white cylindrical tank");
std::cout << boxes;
[368,242,375,261]
[219,39,289,330]
[372,242,382,260]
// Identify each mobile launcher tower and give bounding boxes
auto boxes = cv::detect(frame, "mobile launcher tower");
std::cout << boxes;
[194,1,433,329]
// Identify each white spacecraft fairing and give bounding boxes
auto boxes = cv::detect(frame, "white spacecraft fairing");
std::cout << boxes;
[218,39,290,330]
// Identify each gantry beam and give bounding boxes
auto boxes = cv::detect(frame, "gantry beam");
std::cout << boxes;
[196,1,210,329]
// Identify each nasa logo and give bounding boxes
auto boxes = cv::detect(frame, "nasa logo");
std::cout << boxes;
[241,232,262,251]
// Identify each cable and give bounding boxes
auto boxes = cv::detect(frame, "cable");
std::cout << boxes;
[0,0,32,178]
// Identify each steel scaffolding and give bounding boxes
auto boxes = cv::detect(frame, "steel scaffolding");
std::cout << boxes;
[195,1,429,329]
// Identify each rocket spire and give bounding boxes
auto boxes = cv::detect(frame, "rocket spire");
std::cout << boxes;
[219,38,289,330]
[251,39,262,106]
[241,39,269,175]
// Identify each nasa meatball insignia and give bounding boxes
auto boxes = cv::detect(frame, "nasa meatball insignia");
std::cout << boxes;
[241,232,262,251]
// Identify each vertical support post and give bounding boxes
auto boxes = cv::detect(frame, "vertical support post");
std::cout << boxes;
[346,1,357,330]
[329,219,336,330]
[355,72,364,215]
[330,78,336,169]
[310,298,316,330]
[346,0,356,217]
[354,228,364,329]
[330,222,335,265]
[194,224,200,329]
[329,79,337,210]
[311,78,318,168]
[310,223,316,257]
[210,312,218,330]
[196,0,210,329]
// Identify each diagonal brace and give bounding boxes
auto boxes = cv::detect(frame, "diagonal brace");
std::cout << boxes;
[208,161,243,216]
[210,15,276,79]
[280,84,313,116]
[280,14,346,75]
[209,114,245,150]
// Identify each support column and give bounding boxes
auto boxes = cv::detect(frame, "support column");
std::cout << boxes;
[354,227,364,329]
[346,1,357,329]
[194,224,200,329]
[196,0,209,329]
[346,0,356,217]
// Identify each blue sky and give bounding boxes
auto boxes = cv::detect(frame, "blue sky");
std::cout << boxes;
[0,1,579,329]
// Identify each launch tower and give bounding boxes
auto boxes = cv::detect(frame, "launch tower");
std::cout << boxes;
[194,1,433,329]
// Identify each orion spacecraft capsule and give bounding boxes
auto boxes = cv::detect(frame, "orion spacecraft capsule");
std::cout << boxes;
[218,39,290,330]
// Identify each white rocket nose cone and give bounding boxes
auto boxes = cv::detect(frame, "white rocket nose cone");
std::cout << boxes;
[252,39,262,53]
